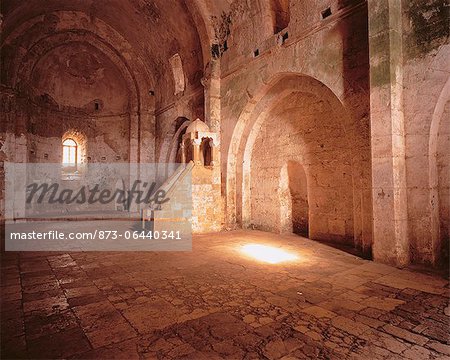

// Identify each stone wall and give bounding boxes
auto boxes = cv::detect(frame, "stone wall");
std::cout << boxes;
[1,0,448,269]
[402,0,449,266]
[368,0,449,267]
[221,0,372,254]
[191,165,223,233]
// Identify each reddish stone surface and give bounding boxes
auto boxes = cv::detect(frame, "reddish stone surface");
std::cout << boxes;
[1,231,449,359]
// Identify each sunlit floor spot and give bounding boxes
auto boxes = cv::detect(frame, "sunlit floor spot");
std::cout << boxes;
[240,244,298,264]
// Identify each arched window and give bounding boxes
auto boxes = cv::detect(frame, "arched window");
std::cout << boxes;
[169,54,185,95]
[62,138,77,166]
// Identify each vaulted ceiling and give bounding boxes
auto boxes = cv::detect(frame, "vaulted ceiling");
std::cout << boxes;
[0,0,234,110]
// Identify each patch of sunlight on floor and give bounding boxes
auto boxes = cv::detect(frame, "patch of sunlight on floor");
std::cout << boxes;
[240,244,298,264]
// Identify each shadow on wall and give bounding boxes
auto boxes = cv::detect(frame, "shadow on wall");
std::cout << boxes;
[279,161,309,237]
[435,99,450,267]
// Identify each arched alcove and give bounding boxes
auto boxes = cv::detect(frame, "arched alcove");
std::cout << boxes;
[162,117,191,180]
[249,89,354,244]
[228,73,371,250]
[166,118,191,164]
[201,138,213,166]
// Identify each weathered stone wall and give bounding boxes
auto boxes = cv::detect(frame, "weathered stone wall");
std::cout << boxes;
[191,166,223,233]
[368,0,449,267]
[250,89,354,244]
[1,42,133,165]
[221,0,372,254]
[402,0,449,267]
[437,102,449,262]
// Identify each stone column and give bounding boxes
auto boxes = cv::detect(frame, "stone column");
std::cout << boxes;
[139,110,155,164]
[368,0,409,267]
[203,59,222,177]
[203,59,221,133]
[128,112,140,213]
[210,140,219,167]
[192,139,202,166]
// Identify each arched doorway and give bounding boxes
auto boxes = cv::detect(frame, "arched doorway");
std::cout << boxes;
[287,161,309,236]
[279,161,309,236]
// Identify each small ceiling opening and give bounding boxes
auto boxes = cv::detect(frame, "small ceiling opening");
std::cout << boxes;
[321,7,332,19]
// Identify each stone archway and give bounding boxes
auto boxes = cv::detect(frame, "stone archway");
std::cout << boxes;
[227,73,372,250]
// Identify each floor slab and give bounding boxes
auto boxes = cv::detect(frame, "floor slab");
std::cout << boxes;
[1,230,449,359]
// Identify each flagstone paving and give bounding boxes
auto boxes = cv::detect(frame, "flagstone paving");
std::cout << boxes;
[1,230,449,359]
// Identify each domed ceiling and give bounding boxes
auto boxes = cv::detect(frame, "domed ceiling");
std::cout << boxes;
[0,0,231,111]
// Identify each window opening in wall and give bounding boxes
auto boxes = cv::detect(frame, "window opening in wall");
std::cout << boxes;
[278,31,289,45]
[253,49,260,57]
[62,138,77,166]
[321,7,332,19]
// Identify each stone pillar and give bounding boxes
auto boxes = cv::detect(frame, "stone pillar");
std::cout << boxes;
[192,139,202,166]
[203,59,222,176]
[203,59,221,133]
[210,141,219,167]
[128,112,140,213]
[139,110,155,164]
[138,109,157,196]
[368,0,409,267]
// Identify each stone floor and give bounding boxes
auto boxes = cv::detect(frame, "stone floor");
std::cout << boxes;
[1,230,449,359]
